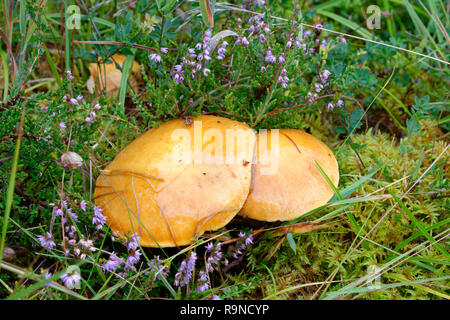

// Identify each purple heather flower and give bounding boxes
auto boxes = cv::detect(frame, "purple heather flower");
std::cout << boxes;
[188,48,196,58]
[253,0,265,7]
[93,103,101,110]
[196,270,209,293]
[278,55,285,64]
[174,252,197,287]
[45,270,52,287]
[320,70,331,83]
[205,242,214,252]
[327,102,334,111]
[303,30,312,38]
[336,99,344,107]
[53,207,63,217]
[258,33,266,43]
[127,233,140,251]
[277,68,289,88]
[315,83,324,93]
[66,70,74,80]
[172,70,184,83]
[217,41,228,60]
[245,234,254,246]
[85,110,96,124]
[67,208,79,222]
[125,249,142,271]
[38,232,56,250]
[315,23,324,30]
[79,238,94,250]
[217,48,226,60]
[79,200,87,212]
[69,98,78,105]
[92,205,107,230]
[59,122,66,131]
[60,270,81,289]
[101,252,123,273]
[150,53,161,63]
[230,232,254,259]
[203,68,211,77]
[263,26,270,34]
[286,40,292,48]
[76,95,83,102]
[205,243,222,272]
[265,48,276,63]
[241,37,249,46]
[160,47,168,53]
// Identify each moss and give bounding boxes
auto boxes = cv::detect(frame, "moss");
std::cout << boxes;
[246,118,449,299]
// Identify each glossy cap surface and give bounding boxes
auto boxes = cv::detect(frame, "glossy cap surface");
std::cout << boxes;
[94,115,256,247]
[239,129,339,222]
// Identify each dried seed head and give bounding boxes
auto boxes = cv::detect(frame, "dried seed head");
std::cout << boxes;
[57,152,83,170]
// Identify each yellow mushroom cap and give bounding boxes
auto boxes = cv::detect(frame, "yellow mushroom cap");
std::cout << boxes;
[94,115,256,247]
[239,129,339,222]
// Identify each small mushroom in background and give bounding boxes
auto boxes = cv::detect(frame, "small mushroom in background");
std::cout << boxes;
[239,129,339,222]
[86,54,140,95]
[94,115,256,247]
[2,247,16,262]
[57,151,83,170]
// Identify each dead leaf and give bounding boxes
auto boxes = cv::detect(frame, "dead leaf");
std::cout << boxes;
[266,235,286,260]
[273,222,335,236]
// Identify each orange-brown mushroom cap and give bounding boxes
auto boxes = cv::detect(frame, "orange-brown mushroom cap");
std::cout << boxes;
[94,115,256,247]
[239,129,339,222]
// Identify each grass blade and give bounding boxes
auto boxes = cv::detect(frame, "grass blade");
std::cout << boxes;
[0,106,26,263]
[118,52,135,116]
[199,0,214,28]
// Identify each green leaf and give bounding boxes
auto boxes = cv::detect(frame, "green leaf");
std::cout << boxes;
[286,232,296,253]
[406,115,421,135]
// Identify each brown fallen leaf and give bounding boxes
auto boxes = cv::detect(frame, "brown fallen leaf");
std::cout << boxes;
[273,222,335,236]
[86,54,141,95]
[266,235,286,261]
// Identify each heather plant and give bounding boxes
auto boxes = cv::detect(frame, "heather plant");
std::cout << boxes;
[0,0,448,301]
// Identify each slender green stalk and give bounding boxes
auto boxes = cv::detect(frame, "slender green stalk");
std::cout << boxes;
[0,48,9,102]
[42,41,63,87]
[0,107,26,264]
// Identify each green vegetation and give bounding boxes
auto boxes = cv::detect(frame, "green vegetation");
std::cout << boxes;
[0,0,448,300]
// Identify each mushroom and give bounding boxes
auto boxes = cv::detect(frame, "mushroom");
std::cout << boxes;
[86,54,140,94]
[239,129,339,222]
[94,115,256,247]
